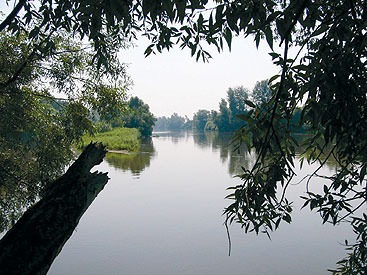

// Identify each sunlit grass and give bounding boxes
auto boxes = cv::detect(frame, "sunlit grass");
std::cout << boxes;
[78,127,140,152]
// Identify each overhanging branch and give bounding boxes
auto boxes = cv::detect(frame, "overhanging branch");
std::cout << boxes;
[0,0,27,32]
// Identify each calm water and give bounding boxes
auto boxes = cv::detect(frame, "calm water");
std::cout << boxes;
[48,131,353,275]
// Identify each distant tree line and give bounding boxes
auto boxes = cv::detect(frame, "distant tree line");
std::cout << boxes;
[193,80,272,132]
[154,80,305,134]
[154,113,192,131]
[193,80,306,133]
[152,80,272,132]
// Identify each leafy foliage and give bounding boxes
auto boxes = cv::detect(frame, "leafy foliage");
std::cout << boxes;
[0,27,129,231]
[211,83,270,132]
[121,96,156,136]
[216,98,232,131]
[193,109,210,130]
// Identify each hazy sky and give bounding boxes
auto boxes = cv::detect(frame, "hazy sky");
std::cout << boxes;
[1,1,278,118]
[122,37,278,118]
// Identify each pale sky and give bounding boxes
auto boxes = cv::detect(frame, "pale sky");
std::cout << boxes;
[121,37,279,118]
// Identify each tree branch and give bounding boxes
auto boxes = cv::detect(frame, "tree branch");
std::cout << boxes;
[0,0,27,32]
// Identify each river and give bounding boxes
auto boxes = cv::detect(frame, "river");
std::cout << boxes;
[48,131,353,275]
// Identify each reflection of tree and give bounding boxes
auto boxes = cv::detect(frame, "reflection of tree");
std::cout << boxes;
[227,150,254,176]
[154,131,187,144]
[193,131,255,176]
[105,138,156,176]
[209,132,231,163]
[193,130,212,148]
[192,131,337,176]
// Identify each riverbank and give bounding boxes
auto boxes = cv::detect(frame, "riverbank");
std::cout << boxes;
[78,127,140,152]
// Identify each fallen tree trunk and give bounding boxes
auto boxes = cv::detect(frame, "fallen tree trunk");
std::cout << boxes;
[0,142,109,275]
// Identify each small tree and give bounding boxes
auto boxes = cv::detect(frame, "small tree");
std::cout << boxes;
[216,99,231,132]
[252,80,273,106]
[193,109,210,130]
[122,96,156,136]
[167,113,185,130]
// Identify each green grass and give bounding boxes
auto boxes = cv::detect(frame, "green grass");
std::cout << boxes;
[78,127,141,152]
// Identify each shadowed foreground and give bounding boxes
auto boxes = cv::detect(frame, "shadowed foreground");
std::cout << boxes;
[0,142,109,275]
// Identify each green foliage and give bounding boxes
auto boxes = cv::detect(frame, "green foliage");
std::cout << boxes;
[227,86,249,115]
[120,96,156,136]
[0,27,129,231]
[226,86,250,129]
[78,127,140,152]
[193,109,210,130]
[166,113,185,130]
[216,98,232,132]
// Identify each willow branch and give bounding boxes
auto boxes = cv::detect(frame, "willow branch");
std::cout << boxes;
[0,0,26,32]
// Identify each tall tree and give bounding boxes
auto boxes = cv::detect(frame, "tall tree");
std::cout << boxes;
[252,80,272,106]
[216,98,231,132]
[227,86,250,129]
[154,116,169,131]
[227,86,249,116]
[167,113,185,130]
[193,109,210,130]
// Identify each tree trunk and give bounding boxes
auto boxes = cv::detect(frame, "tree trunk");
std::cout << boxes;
[0,142,109,275]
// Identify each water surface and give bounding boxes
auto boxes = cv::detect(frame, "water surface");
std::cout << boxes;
[48,131,353,275]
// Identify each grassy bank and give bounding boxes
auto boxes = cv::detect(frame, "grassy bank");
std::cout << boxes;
[78,127,141,152]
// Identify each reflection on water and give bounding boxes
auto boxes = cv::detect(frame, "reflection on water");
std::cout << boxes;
[153,131,188,144]
[193,131,254,176]
[154,130,254,176]
[46,130,354,275]
[192,130,337,176]
[0,131,337,236]
[0,138,156,234]
[104,137,156,178]
[2,131,352,275]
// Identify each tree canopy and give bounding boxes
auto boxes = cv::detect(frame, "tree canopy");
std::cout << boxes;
[201,82,272,132]
[122,96,156,136]
[193,109,210,130]
[0,17,129,231]
[2,0,367,272]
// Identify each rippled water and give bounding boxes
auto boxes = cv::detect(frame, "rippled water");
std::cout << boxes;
[48,131,353,275]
